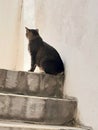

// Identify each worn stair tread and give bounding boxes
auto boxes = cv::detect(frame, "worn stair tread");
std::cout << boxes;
[0,69,64,98]
[0,93,77,125]
[0,120,89,130]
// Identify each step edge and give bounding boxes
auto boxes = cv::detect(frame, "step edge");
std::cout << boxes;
[0,121,86,130]
[0,93,77,101]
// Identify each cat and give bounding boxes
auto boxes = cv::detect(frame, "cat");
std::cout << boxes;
[25,27,65,75]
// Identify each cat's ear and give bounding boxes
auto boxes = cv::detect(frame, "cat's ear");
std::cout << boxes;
[36,29,39,33]
[25,27,30,32]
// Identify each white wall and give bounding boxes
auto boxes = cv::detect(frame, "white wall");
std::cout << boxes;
[23,0,35,71]
[23,0,42,72]
[34,0,98,129]
[3,0,97,128]
[0,0,24,70]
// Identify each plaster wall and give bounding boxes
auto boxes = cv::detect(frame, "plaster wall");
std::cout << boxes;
[34,0,98,129]
[23,0,35,71]
[0,0,24,70]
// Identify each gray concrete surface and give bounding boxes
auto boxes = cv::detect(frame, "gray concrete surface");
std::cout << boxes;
[0,93,77,125]
[0,69,64,98]
[0,120,90,130]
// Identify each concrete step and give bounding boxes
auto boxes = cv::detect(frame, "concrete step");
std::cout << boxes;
[0,69,64,98]
[0,120,91,130]
[0,93,77,126]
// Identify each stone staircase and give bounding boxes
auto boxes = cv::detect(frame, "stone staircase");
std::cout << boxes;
[0,69,91,130]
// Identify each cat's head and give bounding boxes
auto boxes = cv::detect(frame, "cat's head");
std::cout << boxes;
[25,27,39,40]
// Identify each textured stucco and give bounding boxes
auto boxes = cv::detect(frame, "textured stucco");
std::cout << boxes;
[34,0,98,129]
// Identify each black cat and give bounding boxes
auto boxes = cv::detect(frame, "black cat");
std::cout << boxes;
[25,27,64,75]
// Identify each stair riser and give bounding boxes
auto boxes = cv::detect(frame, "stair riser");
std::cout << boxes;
[0,69,64,98]
[0,94,77,125]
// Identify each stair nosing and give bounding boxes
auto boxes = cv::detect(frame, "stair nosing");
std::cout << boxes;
[0,92,77,101]
[0,120,86,130]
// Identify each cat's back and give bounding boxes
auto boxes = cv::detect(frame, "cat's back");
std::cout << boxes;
[42,41,61,58]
